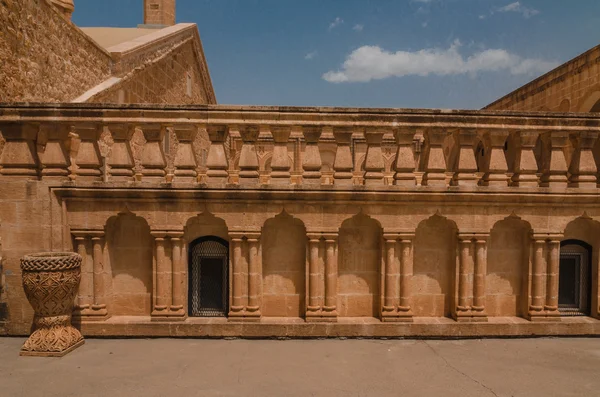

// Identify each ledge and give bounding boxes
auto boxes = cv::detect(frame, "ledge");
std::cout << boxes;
[77,316,600,338]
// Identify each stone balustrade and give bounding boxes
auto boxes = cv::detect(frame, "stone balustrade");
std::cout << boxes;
[0,105,598,190]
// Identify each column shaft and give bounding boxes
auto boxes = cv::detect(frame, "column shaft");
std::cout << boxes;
[323,237,338,315]
[399,237,414,317]
[457,238,473,312]
[230,238,244,313]
[473,238,487,312]
[247,238,261,313]
[531,239,546,313]
[383,238,398,312]
[91,236,106,311]
[308,238,321,313]
[153,237,169,313]
[75,237,92,311]
[171,237,185,313]
[545,239,560,315]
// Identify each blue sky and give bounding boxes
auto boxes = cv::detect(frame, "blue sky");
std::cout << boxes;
[73,0,600,109]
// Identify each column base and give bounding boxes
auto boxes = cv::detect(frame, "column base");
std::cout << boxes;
[382,309,414,322]
[228,309,261,322]
[74,305,110,321]
[306,307,338,322]
[527,307,561,322]
[454,310,488,323]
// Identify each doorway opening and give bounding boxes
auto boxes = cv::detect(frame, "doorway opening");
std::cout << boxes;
[559,240,592,316]
[188,236,229,317]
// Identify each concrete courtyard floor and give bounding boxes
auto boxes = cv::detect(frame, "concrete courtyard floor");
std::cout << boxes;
[1,337,599,397]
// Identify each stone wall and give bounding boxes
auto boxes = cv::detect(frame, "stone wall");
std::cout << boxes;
[485,45,600,113]
[90,39,210,105]
[0,0,112,102]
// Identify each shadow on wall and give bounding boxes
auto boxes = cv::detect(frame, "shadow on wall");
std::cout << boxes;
[106,212,153,316]
[262,211,306,317]
[338,212,382,317]
[487,216,532,317]
[413,214,457,317]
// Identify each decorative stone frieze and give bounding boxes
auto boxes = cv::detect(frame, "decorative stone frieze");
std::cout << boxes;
[269,126,292,185]
[206,125,229,183]
[238,125,260,184]
[302,126,323,185]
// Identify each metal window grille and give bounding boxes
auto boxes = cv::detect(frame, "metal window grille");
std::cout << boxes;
[559,243,591,317]
[189,238,229,317]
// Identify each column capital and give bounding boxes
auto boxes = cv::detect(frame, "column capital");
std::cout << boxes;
[245,232,261,241]
[307,232,323,241]
[383,233,401,241]
[531,232,562,242]
[166,231,185,239]
[458,233,476,242]
[150,231,168,239]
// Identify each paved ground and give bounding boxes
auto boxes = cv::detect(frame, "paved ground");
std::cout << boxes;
[1,337,599,397]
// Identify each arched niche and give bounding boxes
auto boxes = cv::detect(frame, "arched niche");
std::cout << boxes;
[564,216,600,318]
[338,212,382,317]
[184,212,229,243]
[105,211,153,316]
[486,216,532,317]
[261,211,306,317]
[413,214,457,317]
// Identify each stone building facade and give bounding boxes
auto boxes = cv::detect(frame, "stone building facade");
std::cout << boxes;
[486,45,600,113]
[1,0,600,338]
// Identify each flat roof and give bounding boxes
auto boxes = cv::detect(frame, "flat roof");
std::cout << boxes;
[80,27,160,49]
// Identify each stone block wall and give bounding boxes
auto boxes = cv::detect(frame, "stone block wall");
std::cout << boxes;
[90,39,210,105]
[485,45,600,113]
[0,0,112,102]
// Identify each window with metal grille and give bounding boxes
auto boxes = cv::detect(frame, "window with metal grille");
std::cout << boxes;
[559,240,592,316]
[188,237,229,317]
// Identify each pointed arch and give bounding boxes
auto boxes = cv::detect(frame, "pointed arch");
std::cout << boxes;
[105,211,153,315]
[261,211,307,317]
[338,212,383,317]
[413,214,457,317]
[487,215,532,317]
[184,212,229,243]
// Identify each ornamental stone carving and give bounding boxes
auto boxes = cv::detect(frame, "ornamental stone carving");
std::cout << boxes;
[20,252,84,357]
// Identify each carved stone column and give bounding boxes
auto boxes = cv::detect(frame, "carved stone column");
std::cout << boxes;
[545,235,562,319]
[423,128,448,186]
[453,129,479,186]
[90,233,108,319]
[472,234,488,319]
[323,233,338,320]
[393,128,417,186]
[306,233,323,320]
[73,235,92,317]
[206,125,229,183]
[398,233,415,321]
[302,126,323,185]
[529,234,547,321]
[455,234,474,321]
[138,125,167,182]
[382,234,400,321]
[246,233,261,319]
[269,126,292,184]
[568,131,599,188]
[229,233,245,318]
[238,125,260,184]
[543,132,569,188]
[483,129,510,186]
[71,230,108,320]
[363,129,386,185]
[512,131,540,187]
[333,128,354,186]
[172,125,198,183]
[168,232,186,319]
[151,232,171,320]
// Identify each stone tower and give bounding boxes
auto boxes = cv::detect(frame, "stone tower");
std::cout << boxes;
[143,0,176,27]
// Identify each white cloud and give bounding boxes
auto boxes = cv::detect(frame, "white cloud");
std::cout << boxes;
[496,2,539,18]
[353,24,364,32]
[322,40,558,83]
[304,51,318,60]
[328,17,344,30]
[479,15,487,20]
[422,21,428,28]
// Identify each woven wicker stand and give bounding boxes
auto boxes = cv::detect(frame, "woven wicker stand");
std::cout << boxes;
[20,252,84,357]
